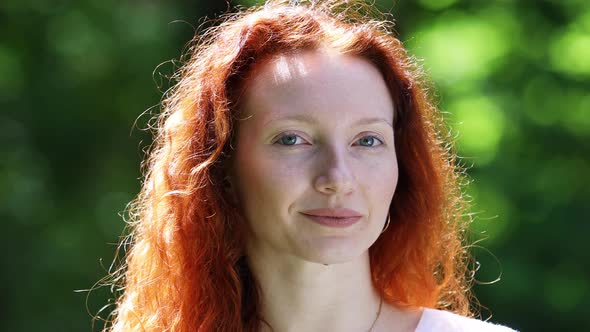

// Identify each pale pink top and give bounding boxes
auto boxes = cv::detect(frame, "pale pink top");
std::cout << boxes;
[415,308,517,332]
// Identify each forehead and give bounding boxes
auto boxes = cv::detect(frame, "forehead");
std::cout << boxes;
[240,50,395,127]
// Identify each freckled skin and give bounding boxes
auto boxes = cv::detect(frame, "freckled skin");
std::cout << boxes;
[231,50,398,265]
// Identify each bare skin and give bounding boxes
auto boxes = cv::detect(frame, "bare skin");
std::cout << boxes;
[231,50,423,332]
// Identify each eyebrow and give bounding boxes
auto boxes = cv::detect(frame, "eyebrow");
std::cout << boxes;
[263,114,393,128]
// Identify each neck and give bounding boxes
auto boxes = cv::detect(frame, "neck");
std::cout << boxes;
[246,248,382,332]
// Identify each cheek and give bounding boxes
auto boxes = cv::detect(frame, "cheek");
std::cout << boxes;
[233,147,307,216]
[358,153,398,203]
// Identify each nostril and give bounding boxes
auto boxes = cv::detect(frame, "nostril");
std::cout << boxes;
[313,173,355,195]
[312,149,355,194]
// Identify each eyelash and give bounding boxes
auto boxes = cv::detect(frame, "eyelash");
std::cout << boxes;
[272,132,384,147]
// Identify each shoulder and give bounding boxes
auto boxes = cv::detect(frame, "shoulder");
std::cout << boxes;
[415,308,518,332]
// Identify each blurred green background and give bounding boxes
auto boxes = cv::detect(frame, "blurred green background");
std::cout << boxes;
[1,0,588,331]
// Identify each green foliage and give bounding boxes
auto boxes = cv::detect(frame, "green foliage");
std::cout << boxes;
[388,1,590,330]
[1,0,587,331]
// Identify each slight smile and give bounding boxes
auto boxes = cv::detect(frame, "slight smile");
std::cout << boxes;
[300,208,363,228]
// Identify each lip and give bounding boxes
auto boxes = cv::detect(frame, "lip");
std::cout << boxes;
[301,208,363,217]
[300,208,363,228]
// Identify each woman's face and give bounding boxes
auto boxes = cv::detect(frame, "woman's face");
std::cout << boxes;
[231,50,398,264]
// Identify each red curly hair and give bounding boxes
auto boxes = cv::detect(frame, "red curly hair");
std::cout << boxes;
[102,1,474,331]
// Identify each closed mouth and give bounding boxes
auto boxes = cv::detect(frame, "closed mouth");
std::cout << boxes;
[300,207,363,218]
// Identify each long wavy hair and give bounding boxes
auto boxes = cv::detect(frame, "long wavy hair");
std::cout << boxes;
[102,1,474,331]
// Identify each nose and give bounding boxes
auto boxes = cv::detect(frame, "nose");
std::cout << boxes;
[313,146,355,195]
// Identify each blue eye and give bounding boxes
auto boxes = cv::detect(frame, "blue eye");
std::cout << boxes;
[355,135,383,147]
[273,133,382,147]
[275,133,305,146]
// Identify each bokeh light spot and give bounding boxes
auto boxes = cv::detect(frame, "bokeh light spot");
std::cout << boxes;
[449,96,506,165]
[550,31,590,78]
[407,12,511,85]
[417,0,459,11]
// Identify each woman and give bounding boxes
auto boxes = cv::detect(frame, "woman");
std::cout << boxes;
[103,1,516,331]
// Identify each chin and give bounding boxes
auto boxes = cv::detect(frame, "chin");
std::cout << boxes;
[299,236,372,265]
